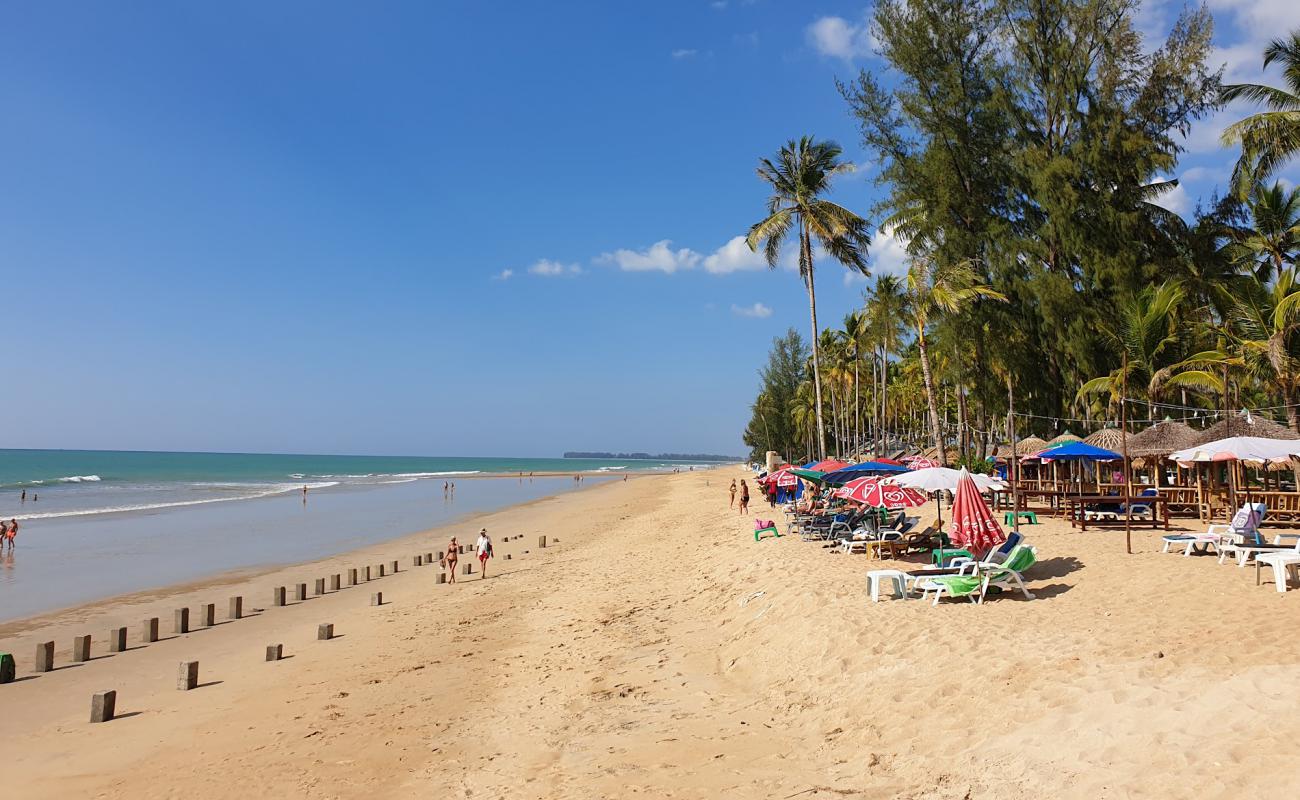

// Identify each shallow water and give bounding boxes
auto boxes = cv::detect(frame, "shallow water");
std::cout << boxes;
[0,475,604,622]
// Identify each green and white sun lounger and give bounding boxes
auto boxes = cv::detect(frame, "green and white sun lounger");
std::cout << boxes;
[915,545,1038,606]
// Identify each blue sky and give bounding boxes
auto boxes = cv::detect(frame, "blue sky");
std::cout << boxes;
[2,1,1297,457]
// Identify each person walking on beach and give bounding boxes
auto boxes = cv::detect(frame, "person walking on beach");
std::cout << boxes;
[729,479,737,508]
[475,528,493,579]
[3,519,16,552]
[738,480,750,515]
[0,520,9,552]
[445,535,459,583]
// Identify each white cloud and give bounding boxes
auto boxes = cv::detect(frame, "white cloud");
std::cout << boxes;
[711,0,727,8]
[596,240,702,273]
[528,259,582,277]
[806,14,875,60]
[493,268,514,281]
[701,235,769,274]
[1149,180,1192,217]
[732,302,773,318]
[867,226,910,277]
[733,31,760,48]
[671,48,698,59]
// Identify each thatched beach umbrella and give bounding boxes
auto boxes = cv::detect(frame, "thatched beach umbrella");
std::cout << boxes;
[1128,419,1199,460]
[1047,430,1082,447]
[1084,427,1129,451]
[1193,412,1299,444]
[1015,436,1048,455]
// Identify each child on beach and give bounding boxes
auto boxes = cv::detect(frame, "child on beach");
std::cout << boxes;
[738,480,750,515]
[729,479,737,508]
[476,528,493,579]
[445,536,459,583]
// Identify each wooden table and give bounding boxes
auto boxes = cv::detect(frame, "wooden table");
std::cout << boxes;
[1063,495,1170,531]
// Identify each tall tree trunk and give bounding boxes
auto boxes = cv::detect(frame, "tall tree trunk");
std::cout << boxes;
[879,346,888,454]
[803,225,826,460]
[854,359,860,458]
[917,330,946,466]
[957,385,969,463]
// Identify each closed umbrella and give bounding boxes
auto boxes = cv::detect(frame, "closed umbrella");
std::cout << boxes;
[891,467,1005,525]
[948,467,1006,556]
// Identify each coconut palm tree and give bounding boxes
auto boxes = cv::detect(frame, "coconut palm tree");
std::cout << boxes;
[838,310,869,456]
[1231,267,1300,431]
[904,257,1006,466]
[1075,282,1224,416]
[746,137,871,459]
[1222,181,1300,282]
[863,274,908,453]
[1221,32,1300,195]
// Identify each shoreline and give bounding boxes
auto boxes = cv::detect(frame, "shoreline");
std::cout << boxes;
[0,473,629,636]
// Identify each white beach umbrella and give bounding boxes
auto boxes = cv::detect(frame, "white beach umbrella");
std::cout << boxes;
[891,467,1006,492]
[1169,436,1299,467]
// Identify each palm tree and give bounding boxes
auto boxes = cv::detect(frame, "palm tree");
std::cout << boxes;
[1075,282,1223,416]
[904,257,1006,466]
[746,137,871,459]
[863,274,908,453]
[1221,32,1300,195]
[838,311,869,456]
[1222,181,1300,282]
[1232,267,1300,431]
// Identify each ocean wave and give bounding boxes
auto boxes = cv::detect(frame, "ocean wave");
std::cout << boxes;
[14,481,339,521]
[391,471,481,478]
[595,466,627,472]
[61,474,102,482]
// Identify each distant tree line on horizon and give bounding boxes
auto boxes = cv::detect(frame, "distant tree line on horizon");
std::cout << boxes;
[742,0,1300,466]
[563,452,741,462]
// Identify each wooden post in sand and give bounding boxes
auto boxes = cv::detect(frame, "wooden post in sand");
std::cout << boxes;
[370,592,383,606]
[437,573,447,584]
[390,560,399,574]
[73,635,92,662]
[315,578,326,596]
[273,587,287,607]
[174,608,190,634]
[317,623,334,640]
[463,562,473,575]
[265,644,283,662]
[376,564,385,578]
[177,661,198,691]
[200,603,216,628]
[295,583,309,601]
[363,566,371,582]
[505,554,512,560]
[415,555,423,567]
[330,574,341,591]
[539,535,547,548]
[0,653,14,684]
[436,550,443,561]
[348,568,359,586]
[91,691,116,723]
[142,618,159,643]
[35,641,55,672]
[229,596,244,620]
[426,551,434,562]
[109,627,128,653]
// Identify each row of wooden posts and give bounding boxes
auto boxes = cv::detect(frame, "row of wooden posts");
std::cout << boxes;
[0,533,553,720]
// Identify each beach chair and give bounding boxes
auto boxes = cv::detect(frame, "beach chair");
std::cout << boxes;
[753,518,781,542]
[1216,532,1300,567]
[1162,503,1266,556]
[948,532,1023,570]
[914,545,1038,606]
[901,525,942,553]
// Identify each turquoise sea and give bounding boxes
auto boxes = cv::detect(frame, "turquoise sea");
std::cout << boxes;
[0,449,719,520]
[0,450,727,621]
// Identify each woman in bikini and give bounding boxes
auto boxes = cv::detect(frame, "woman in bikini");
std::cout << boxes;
[445,535,459,583]
[729,480,737,508]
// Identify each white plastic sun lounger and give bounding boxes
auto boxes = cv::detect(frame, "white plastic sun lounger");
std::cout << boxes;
[1217,533,1300,567]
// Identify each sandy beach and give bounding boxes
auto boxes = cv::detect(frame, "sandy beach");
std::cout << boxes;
[2,469,1299,798]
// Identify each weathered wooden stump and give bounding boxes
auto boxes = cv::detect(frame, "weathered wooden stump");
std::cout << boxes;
[229,596,244,620]
[200,603,216,627]
[295,583,308,602]
[273,586,287,606]
[90,690,116,723]
[265,644,283,662]
[35,641,55,673]
[314,578,326,596]
[0,653,15,684]
[363,566,371,581]
[376,564,385,578]
[330,574,341,591]
[539,535,547,548]
[437,572,447,584]
[142,617,159,643]
[317,623,334,640]
[463,562,473,575]
[390,560,399,574]
[177,661,198,691]
[73,634,92,662]
[174,608,190,634]
[348,568,359,586]
[370,592,383,606]
[109,627,128,653]
[414,555,423,567]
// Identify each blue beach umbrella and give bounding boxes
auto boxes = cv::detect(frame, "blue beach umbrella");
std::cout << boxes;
[821,461,908,486]
[1035,441,1122,507]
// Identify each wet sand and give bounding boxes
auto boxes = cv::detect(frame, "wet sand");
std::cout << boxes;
[2,469,1299,798]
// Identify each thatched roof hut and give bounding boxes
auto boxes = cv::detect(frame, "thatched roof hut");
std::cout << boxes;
[1014,436,1049,455]
[1083,427,1129,452]
[1047,430,1082,446]
[1193,412,1299,444]
[1128,419,1199,459]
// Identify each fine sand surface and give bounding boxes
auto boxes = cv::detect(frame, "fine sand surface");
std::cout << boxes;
[2,469,1299,798]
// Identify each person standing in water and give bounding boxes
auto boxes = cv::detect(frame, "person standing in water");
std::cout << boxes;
[3,519,17,552]
[21,489,26,502]
[729,479,737,508]
[475,528,493,579]
[445,535,459,583]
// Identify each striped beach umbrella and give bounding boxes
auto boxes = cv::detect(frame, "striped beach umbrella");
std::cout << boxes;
[903,456,938,470]
[948,467,1005,554]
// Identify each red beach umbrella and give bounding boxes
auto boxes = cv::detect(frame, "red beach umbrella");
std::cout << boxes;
[810,458,851,473]
[837,477,927,509]
[904,456,938,470]
[765,468,798,488]
[948,467,1005,554]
